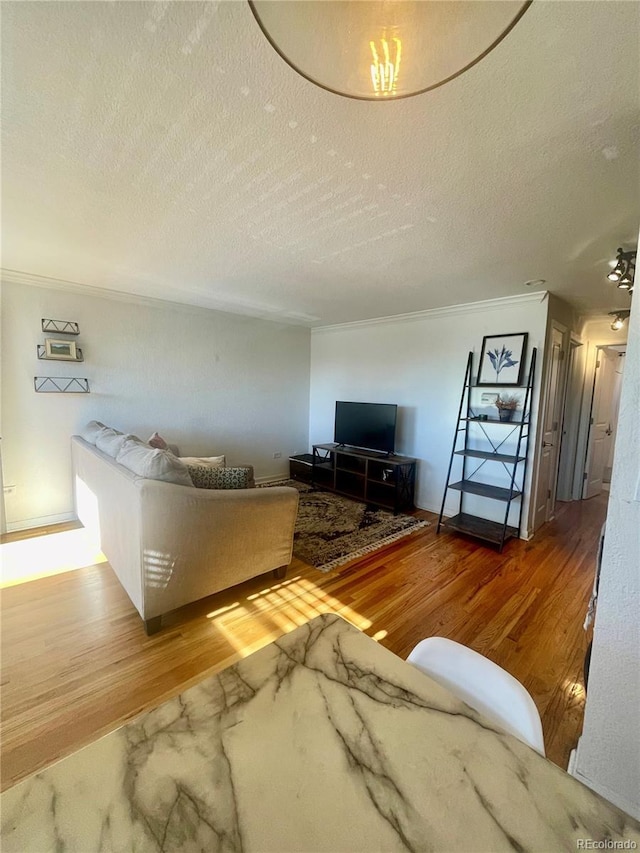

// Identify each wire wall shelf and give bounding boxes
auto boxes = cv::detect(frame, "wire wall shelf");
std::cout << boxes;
[41,318,80,335]
[34,377,90,394]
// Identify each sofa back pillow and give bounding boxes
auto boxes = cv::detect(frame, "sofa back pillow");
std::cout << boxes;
[187,465,253,490]
[95,427,129,458]
[116,438,193,486]
[81,421,107,444]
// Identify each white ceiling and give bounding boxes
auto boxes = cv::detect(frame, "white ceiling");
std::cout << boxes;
[2,1,639,326]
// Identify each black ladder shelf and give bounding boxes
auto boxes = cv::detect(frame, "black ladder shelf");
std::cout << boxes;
[437,347,537,552]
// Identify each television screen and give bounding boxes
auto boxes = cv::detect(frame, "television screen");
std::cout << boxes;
[334,401,397,454]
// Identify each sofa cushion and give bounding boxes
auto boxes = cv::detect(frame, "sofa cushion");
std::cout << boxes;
[81,421,107,444]
[179,455,226,468]
[117,438,193,486]
[95,427,129,458]
[187,465,253,490]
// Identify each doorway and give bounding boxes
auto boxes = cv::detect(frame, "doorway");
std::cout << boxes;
[583,345,626,500]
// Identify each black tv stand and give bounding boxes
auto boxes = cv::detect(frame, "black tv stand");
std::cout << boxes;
[312,444,417,513]
[338,444,390,458]
[363,447,391,458]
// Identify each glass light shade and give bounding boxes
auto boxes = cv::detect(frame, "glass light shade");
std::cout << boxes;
[608,271,621,281]
[249,1,532,101]
[608,311,630,331]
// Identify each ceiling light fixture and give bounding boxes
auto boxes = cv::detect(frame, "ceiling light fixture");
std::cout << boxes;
[608,310,631,332]
[607,247,636,290]
[249,1,532,101]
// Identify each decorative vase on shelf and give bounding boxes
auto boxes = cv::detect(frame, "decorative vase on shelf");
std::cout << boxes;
[495,394,520,423]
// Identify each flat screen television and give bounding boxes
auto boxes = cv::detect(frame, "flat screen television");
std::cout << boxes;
[334,401,397,454]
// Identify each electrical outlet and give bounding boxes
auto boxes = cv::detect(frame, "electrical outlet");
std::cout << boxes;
[3,485,16,496]
[273,452,282,459]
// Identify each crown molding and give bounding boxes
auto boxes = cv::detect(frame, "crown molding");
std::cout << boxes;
[0,269,317,327]
[312,291,549,334]
[1,268,186,310]
[2,269,548,331]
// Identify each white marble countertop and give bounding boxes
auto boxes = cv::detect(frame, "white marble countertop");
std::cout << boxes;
[2,613,639,852]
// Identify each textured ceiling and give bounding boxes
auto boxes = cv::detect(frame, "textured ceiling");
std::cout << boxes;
[2,0,639,326]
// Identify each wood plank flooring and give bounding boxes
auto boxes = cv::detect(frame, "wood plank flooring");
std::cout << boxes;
[0,495,607,792]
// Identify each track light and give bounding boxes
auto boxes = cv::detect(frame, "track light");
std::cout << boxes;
[608,310,631,331]
[607,247,636,290]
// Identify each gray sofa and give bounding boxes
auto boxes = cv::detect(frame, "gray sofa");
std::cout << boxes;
[71,436,299,634]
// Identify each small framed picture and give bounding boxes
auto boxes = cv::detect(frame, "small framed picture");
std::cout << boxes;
[44,338,77,360]
[477,333,528,386]
[480,392,499,406]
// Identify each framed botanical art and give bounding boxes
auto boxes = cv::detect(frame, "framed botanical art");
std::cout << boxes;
[477,332,528,386]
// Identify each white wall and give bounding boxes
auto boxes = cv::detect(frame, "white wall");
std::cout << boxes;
[572,286,640,819]
[309,293,548,534]
[1,278,310,530]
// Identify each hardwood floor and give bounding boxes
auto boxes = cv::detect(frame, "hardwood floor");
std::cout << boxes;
[0,495,607,792]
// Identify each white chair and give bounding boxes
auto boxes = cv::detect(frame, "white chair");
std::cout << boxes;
[407,637,545,755]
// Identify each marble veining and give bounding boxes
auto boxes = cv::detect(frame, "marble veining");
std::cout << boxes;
[2,613,639,852]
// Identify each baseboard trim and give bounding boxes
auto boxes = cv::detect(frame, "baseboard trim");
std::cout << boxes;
[255,475,291,485]
[6,512,77,533]
[570,766,639,821]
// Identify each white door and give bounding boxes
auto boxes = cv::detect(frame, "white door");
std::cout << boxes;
[533,327,565,531]
[584,348,618,499]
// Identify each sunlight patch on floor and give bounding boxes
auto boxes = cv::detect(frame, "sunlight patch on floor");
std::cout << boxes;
[204,575,374,657]
[562,677,586,703]
[1,528,106,588]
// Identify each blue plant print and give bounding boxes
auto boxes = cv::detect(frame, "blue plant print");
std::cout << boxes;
[487,345,519,379]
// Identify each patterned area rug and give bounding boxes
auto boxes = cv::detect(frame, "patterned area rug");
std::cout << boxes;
[273,480,430,573]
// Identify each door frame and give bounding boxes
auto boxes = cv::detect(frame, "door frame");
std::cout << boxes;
[556,334,584,501]
[529,320,570,533]
[0,440,5,535]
